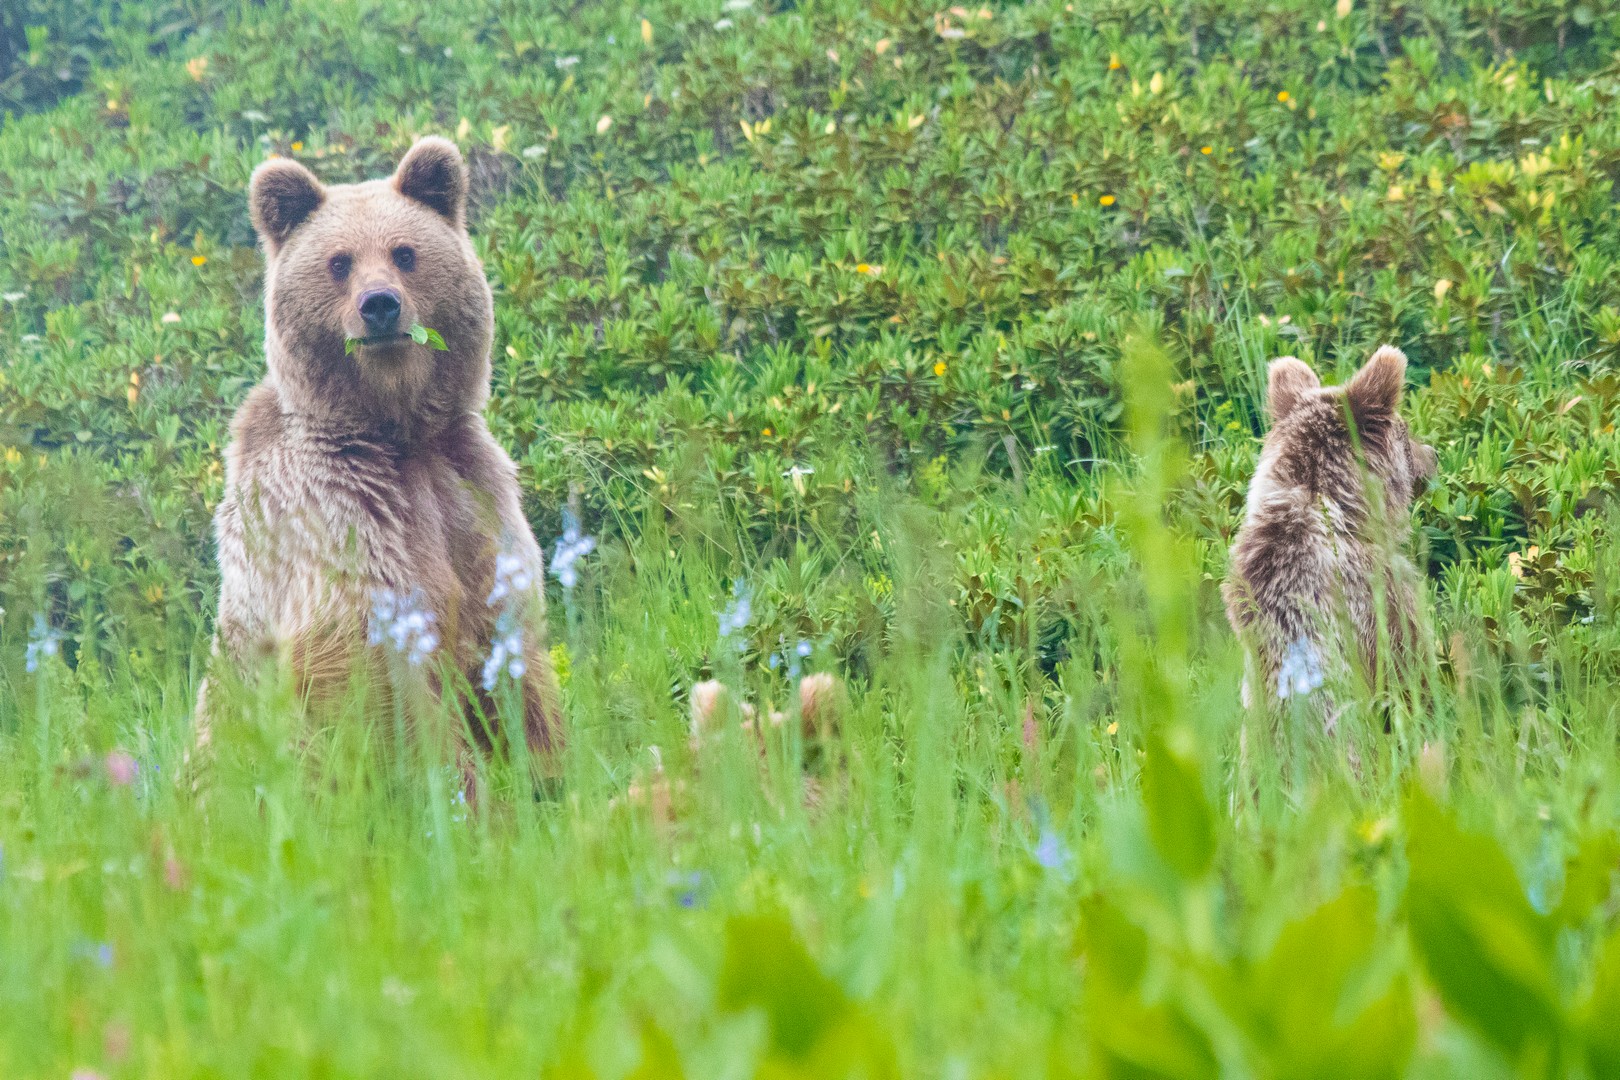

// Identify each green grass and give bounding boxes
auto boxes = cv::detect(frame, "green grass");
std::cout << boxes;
[6,0,1620,1076]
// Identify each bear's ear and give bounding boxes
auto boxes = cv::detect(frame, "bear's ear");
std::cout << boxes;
[394,137,467,227]
[1266,357,1319,423]
[1346,345,1407,429]
[249,158,324,253]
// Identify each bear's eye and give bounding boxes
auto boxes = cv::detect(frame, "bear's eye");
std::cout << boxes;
[392,246,417,272]
[328,254,352,282]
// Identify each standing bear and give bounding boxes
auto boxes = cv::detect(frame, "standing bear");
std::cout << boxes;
[1223,346,1437,725]
[196,137,561,782]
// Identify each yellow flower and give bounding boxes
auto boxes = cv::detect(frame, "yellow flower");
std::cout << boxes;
[933,360,947,376]
[290,141,303,152]
[640,17,653,44]
[1433,278,1453,301]
[762,427,773,437]
[1200,145,1213,155]
[1098,194,1115,206]
[1107,53,1121,70]
[3,447,20,465]
[1106,721,1119,735]
[1148,71,1164,94]
[191,255,207,266]
[1276,90,1290,103]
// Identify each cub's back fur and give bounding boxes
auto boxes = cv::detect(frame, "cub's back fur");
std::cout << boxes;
[1223,346,1438,718]
[197,137,560,775]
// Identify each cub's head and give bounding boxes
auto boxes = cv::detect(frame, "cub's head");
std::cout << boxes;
[249,137,492,435]
[1262,346,1437,516]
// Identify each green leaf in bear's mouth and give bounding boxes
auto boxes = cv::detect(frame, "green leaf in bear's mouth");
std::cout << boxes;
[344,323,449,354]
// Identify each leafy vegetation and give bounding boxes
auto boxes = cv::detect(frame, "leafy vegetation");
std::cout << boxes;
[4,0,1620,1076]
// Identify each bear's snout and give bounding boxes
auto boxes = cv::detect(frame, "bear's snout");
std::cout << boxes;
[359,288,403,336]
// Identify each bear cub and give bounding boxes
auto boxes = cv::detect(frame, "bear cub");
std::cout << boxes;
[197,137,560,779]
[1223,346,1437,722]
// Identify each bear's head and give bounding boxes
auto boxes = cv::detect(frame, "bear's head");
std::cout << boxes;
[248,137,491,440]
[1257,346,1437,524]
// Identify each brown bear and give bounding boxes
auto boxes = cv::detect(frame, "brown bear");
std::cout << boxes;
[1222,346,1437,725]
[194,137,560,785]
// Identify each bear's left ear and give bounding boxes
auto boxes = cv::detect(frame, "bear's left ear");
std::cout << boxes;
[1345,345,1407,429]
[394,137,468,228]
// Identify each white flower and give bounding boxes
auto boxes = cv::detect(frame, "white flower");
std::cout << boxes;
[25,613,61,673]
[1275,637,1325,699]
[714,18,734,29]
[368,587,438,665]
[550,512,596,591]
[1,292,23,303]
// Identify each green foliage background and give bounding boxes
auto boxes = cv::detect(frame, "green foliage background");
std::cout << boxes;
[4,1,1620,1077]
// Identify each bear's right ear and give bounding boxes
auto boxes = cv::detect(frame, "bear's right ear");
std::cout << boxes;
[249,158,324,254]
[394,137,468,228]
[1266,357,1319,423]
[1345,345,1407,429]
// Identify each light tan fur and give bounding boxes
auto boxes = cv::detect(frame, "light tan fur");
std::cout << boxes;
[1223,346,1438,722]
[195,138,560,780]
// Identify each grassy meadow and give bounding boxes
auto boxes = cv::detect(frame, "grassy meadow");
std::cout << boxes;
[7,0,1620,1075]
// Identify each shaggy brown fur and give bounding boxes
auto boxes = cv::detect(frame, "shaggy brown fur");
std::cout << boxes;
[1223,346,1437,721]
[195,138,560,778]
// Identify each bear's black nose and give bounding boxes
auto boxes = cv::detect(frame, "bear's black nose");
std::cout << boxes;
[358,288,402,335]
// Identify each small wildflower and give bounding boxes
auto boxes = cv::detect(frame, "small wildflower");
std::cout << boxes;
[488,552,535,606]
[1200,145,1213,155]
[549,511,596,591]
[368,588,439,665]
[481,625,527,691]
[522,144,546,159]
[782,463,814,495]
[596,115,614,134]
[1275,637,1325,699]
[241,109,270,123]
[25,613,61,673]
[714,17,734,29]
[191,255,207,266]
[761,426,773,436]
[555,55,580,69]
[160,311,180,324]
[1098,194,1115,207]
[1,291,23,303]
[1107,53,1122,70]
[1433,278,1453,302]
[290,141,304,152]
[186,56,209,80]
[717,581,753,649]
[1276,90,1291,103]
[933,360,947,376]
[1034,827,1072,874]
[104,751,138,787]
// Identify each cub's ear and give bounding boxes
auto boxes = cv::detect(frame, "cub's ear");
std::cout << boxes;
[394,136,467,227]
[1346,345,1407,428]
[249,158,324,253]
[1266,356,1320,423]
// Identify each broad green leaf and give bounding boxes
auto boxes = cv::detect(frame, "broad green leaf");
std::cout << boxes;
[1555,830,1620,928]
[717,914,849,1061]
[1078,894,1150,992]
[1142,730,1215,881]
[1239,887,1415,1079]
[1404,788,1563,1061]
[1580,928,1620,1078]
